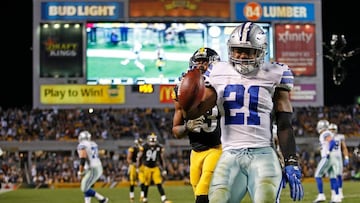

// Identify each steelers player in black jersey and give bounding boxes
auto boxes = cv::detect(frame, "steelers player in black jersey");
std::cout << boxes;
[127,138,144,202]
[172,47,222,203]
[136,134,172,203]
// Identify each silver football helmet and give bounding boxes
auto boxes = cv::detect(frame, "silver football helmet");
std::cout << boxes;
[328,123,338,133]
[78,131,91,142]
[227,22,267,74]
[316,120,330,134]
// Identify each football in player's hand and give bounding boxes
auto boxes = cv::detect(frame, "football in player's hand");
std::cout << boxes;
[177,68,205,111]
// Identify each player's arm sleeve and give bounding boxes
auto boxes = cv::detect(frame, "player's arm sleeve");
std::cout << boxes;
[274,88,298,165]
[78,148,87,172]
[275,65,294,91]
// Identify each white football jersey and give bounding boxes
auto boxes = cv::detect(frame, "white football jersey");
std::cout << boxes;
[318,129,334,157]
[204,61,294,150]
[77,140,102,169]
[332,133,345,157]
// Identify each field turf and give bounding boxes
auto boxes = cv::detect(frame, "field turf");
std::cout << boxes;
[1,181,360,203]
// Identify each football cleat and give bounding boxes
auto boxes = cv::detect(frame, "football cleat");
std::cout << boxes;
[99,197,109,203]
[330,195,342,203]
[313,194,326,203]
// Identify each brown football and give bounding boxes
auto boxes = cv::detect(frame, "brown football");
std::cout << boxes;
[177,68,205,111]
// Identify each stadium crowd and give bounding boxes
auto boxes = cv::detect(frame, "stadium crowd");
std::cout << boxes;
[1,105,360,188]
[1,105,360,142]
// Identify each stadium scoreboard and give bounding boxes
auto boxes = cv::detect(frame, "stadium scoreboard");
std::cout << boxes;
[132,84,154,94]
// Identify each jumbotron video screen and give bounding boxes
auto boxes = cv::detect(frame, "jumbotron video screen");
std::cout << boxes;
[85,22,270,85]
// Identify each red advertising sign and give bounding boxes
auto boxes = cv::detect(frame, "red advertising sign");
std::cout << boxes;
[275,24,316,76]
[159,84,176,103]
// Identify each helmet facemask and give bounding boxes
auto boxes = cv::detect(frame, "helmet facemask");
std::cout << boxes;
[229,46,265,74]
[147,134,157,146]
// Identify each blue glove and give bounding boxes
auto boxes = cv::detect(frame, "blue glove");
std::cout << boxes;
[283,165,304,201]
[344,157,349,166]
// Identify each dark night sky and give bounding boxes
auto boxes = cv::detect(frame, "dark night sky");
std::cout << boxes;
[1,1,359,109]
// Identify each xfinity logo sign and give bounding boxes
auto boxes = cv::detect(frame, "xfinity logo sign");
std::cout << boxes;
[278,31,313,44]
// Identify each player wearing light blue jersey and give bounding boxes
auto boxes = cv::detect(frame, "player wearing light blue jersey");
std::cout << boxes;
[182,22,303,203]
[329,123,349,200]
[313,120,341,203]
[77,131,108,203]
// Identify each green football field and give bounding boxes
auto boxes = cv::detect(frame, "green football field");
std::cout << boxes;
[1,181,360,203]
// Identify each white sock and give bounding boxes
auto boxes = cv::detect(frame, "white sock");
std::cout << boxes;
[94,192,105,200]
[331,190,336,196]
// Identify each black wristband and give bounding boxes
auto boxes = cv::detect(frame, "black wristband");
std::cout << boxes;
[80,158,86,166]
[284,155,299,166]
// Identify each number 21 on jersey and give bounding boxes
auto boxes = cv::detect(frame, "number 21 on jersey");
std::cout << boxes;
[223,84,260,126]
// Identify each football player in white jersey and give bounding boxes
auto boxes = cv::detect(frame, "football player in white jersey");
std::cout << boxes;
[328,123,349,200]
[182,22,303,203]
[313,120,341,203]
[77,131,109,203]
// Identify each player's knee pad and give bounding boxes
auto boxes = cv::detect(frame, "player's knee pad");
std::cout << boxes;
[84,189,95,197]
